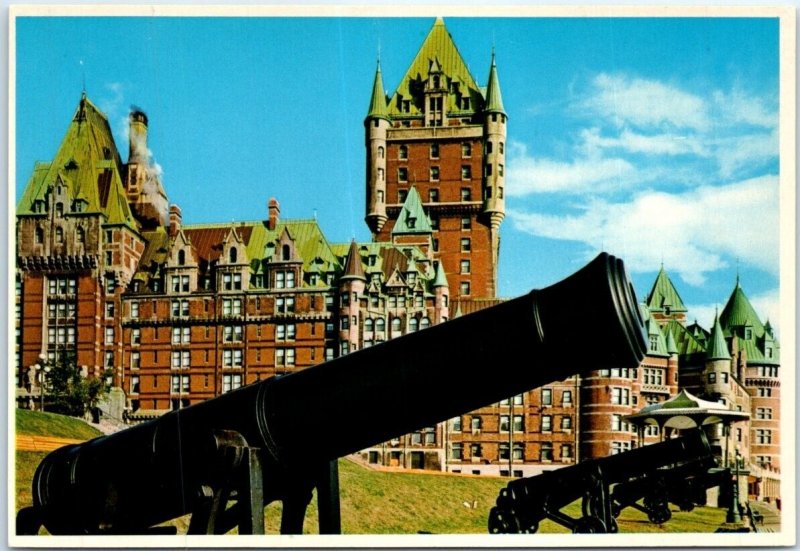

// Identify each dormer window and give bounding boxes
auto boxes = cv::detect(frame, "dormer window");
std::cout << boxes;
[229,247,238,264]
[178,250,186,266]
[744,327,753,339]
[282,244,291,261]
[407,217,416,229]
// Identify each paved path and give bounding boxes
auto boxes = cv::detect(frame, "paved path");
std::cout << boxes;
[749,501,781,533]
[16,435,82,452]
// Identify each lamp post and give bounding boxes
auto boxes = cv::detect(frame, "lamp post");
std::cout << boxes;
[726,448,742,523]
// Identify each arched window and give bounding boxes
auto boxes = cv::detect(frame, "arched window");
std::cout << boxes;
[420,317,430,329]
[365,318,374,332]
[178,250,186,266]
[35,227,44,244]
[282,244,291,261]
[408,317,418,333]
[229,247,237,263]
[378,146,384,159]
[391,317,402,333]
[376,318,386,332]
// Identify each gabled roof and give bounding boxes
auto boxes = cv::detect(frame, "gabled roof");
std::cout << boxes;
[387,18,483,117]
[646,266,688,314]
[17,94,138,231]
[392,187,432,235]
[664,319,707,358]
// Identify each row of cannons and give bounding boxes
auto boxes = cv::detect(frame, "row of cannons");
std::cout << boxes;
[18,253,728,536]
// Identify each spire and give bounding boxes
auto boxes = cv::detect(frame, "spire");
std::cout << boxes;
[665,327,679,355]
[366,61,390,120]
[341,240,366,282]
[706,312,731,361]
[432,261,448,288]
[645,266,688,314]
[484,50,505,115]
[719,278,765,336]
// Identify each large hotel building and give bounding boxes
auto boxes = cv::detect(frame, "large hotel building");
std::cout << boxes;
[15,18,780,503]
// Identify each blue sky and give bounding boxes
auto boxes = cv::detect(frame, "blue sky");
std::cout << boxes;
[14,14,782,332]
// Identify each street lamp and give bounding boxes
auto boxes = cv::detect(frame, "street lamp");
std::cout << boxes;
[726,447,742,523]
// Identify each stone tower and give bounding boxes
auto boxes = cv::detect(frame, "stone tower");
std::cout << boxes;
[364,18,506,299]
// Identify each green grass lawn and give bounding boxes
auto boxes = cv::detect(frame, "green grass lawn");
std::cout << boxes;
[16,408,103,440]
[15,429,725,536]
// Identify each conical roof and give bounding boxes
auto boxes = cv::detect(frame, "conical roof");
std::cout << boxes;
[665,328,679,355]
[646,266,688,314]
[484,52,505,114]
[720,280,765,337]
[387,18,483,117]
[432,261,448,288]
[340,239,366,281]
[17,93,138,231]
[392,187,432,234]
[706,314,731,361]
[366,62,390,120]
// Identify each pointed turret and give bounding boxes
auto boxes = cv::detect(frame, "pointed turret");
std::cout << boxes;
[341,240,366,282]
[366,62,390,121]
[484,51,505,115]
[392,187,432,235]
[720,279,765,339]
[706,314,731,361]
[665,328,679,355]
[432,260,448,287]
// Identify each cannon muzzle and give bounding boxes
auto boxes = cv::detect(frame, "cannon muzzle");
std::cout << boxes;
[24,252,646,535]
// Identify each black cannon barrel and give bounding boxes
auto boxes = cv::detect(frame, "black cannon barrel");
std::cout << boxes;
[30,252,646,534]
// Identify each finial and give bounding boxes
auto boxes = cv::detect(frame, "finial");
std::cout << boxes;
[79,59,86,95]
[735,258,740,287]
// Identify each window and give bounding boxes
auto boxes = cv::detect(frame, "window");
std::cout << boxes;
[276,348,295,366]
[35,227,44,244]
[461,216,471,230]
[222,374,243,393]
[470,444,482,458]
[452,417,462,431]
[341,317,350,331]
[399,145,408,160]
[561,416,572,430]
[430,166,439,181]
[130,301,140,319]
[105,327,114,345]
[130,376,140,394]
[562,390,573,406]
[171,375,190,394]
[340,341,349,356]
[708,372,716,383]
[461,166,472,179]
[611,414,629,432]
[172,326,191,344]
[432,238,439,252]
[460,238,471,252]
[499,142,504,154]
[542,388,552,405]
[611,441,632,455]
[223,273,242,291]
[408,317,419,333]
[224,325,243,342]
[325,347,335,361]
[459,282,470,296]
[429,189,439,203]
[398,190,408,203]
[757,387,772,397]
[391,317,402,333]
[131,328,141,345]
[561,444,572,460]
[756,407,773,420]
[430,143,439,159]
[375,318,386,332]
[398,167,408,182]
[460,260,471,274]
[377,146,384,159]
[485,164,493,177]
[499,443,510,460]
[471,416,482,432]
[500,415,510,432]
[276,323,296,341]
[223,349,243,368]
[499,164,504,176]
[756,429,772,445]
[611,387,630,405]
[460,188,471,201]
[541,415,552,432]
[276,296,295,314]
[462,142,472,157]
[452,443,463,460]
[540,443,553,461]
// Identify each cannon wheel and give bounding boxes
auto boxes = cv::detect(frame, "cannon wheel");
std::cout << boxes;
[488,507,519,534]
[573,516,606,533]
[648,506,672,525]
[521,520,540,534]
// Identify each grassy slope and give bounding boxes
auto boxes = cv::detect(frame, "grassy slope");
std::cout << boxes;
[16,409,104,440]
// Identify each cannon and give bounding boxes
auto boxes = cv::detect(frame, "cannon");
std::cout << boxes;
[18,252,646,536]
[488,430,721,534]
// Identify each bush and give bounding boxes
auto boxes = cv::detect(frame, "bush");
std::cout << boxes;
[43,354,112,417]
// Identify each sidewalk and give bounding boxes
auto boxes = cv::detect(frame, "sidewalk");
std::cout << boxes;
[749,501,781,533]
[16,435,82,452]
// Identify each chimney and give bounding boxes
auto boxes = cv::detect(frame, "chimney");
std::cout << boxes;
[169,204,182,237]
[129,110,149,164]
[267,198,280,230]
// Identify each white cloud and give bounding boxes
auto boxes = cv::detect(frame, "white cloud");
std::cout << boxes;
[580,127,710,157]
[714,129,779,179]
[714,88,778,129]
[508,175,779,285]
[581,73,711,131]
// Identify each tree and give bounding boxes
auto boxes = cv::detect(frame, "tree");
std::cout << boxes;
[43,354,112,417]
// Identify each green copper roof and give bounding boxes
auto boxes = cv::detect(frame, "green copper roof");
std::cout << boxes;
[17,94,138,231]
[720,281,765,337]
[392,187,432,234]
[645,313,669,357]
[484,53,505,114]
[432,260,448,288]
[665,328,679,355]
[387,18,483,117]
[646,266,688,313]
[366,62,390,120]
[665,319,707,358]
[706,315,731,361]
